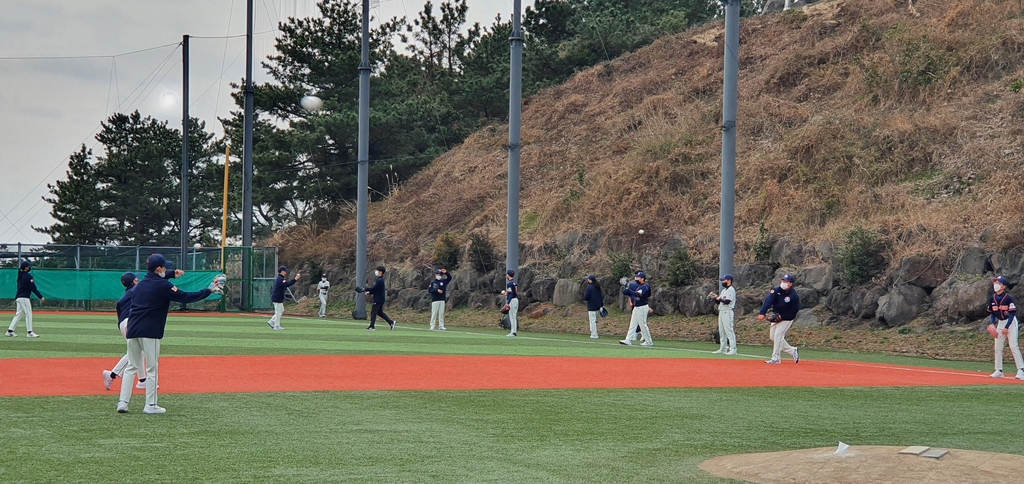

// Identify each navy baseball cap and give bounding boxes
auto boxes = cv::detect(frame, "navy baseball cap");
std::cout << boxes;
[435,269,443,274]
[506,269,515,277]
[781,274,795,283]
[121,272,137,288]
[147,254,167,272]
[635,271,646,279]
[278,265,288,272]
[994,276,1010,285]
[19,260,32,270]
[720,274,733,281]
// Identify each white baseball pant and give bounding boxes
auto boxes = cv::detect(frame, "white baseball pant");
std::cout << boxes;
[112,319,146,378]
[8,297,33,333]
[269,302,284,327]
[770,320,797,361]
[994,318,1024,372]
[588,310,599,337]
[429,300,446,329]
[508,298,519,334]
[718,309,736,351]
[318,293,328,317]
[625,305,652,343]
[118,337,160,407]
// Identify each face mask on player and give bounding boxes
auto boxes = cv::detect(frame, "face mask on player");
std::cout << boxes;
[780,282,791,290]
[436,275,442,280]
[994,283,1003,292]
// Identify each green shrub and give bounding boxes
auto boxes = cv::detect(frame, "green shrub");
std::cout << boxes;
[431,233,460,270]
[467,233,497,274]
[608,251,634,280]
[668,246,697,288]
[836,226,887,284]
[753,221,772,262]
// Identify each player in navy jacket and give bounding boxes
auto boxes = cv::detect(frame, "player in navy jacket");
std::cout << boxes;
[268,266,300,330]
[428,268,452,330]
[619,272,654,346]
[758,274,801,364]
[365,266,396,330]
[6,260,45,338]
[583,275,604,338]
[117,254,218,414]
[501,269,520,337]
[987,276,1024,379]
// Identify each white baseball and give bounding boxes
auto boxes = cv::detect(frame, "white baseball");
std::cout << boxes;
[300,95,323,111]
[638,229,645,235]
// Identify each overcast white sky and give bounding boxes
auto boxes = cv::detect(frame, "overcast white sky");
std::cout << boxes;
[0,0,533,244]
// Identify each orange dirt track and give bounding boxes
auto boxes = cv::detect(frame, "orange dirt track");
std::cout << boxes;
[0,355,1017,397]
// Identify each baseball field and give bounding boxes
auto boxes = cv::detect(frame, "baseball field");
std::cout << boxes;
[1,313,1021,483]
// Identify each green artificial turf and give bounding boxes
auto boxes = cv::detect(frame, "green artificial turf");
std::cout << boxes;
[1,313,1019,483]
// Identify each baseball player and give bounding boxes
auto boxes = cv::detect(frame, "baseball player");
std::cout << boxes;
[583,275,604,338]
[709,274,737,355]
[622,279,646,344]
[987,276,1024,380]
[501,270,519,337]
[268,266,300,330]
[103,273,147,390]
[117,254,219,414]
[365,266,396,330]
[619,271,653,347]
[428,268,452,330]
[317,274,330,318]
[758,274,801,364]
[6,260,44,338]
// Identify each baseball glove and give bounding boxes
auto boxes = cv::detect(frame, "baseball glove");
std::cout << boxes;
[766,311,783,323]
[987,324,999,338]
[501,304,510,315]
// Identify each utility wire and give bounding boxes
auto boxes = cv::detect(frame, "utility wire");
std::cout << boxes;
[0,41,181,61]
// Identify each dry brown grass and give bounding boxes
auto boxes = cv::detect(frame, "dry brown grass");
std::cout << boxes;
[280,0,1024,277]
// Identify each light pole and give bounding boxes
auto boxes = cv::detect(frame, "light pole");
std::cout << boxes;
[241,0,255,311]
[353,0,370,319]
[719,0,740,281]
[506,0,524,280]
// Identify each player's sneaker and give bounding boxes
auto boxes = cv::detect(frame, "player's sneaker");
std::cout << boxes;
[273,326,285,331]
[640,342,654,347]
[792,347,800,363]
[136,381,147,390]
[1017,370,1024,381]
[619,339,632,345]
[429,326,435,331]
[5,330,15,337]
[116,401,129,413]
[765,359,781,364]
[590,334,599,339]
[103,370,114,390]
[366,326,375,331]
[27,332,39,338]
[439,327,446,331]
[267,321,275,329]
[143,405,166,415]
[507,333,516,337]
[991,370,1005,378]
[389,320,396,330]
[726,349,737,355]
[712,349,725,354]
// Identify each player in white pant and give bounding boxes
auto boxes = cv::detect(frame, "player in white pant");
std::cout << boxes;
[583,275,604,338]
[620,272,653,347]
[501,270,519,337]
[104,273,148,390]
[428,269,452,330]
[710,274,737,355]
[758,274,801,364]
[317,274,330,318]
[6,260,44,338]
[987,276,1024,380]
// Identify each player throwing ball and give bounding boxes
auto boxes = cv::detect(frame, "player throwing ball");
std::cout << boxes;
[987,276,1024,380]
[758,274,800,364]
[619,271,653,347]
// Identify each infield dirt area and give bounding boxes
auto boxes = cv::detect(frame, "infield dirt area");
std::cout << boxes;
[0,356,1018,397]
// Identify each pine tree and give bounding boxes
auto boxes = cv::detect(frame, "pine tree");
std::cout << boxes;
[34,145,106,244]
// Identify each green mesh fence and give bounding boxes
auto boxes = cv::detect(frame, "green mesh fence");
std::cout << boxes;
[0,269,222,311]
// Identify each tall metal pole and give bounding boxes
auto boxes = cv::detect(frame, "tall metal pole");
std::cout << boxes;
[719,0,740,281]
[221,145,231,272]
[353,0,370,319]
[181,34,190,273]
[506,0,524,280]
[242,0,255,311]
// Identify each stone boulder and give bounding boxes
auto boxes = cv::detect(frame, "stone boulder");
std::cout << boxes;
[529,279,557,303]
[792,310,821,328]
[930,277,991,324]
[553,279,582,306]
[814,241,834,262]
[770,237,806,266]
[797,265,835,294]
[990,251,1024,284]
[957,244,989,275]
[763,0,819,14]
[733,264,778,289]
[825,286,885,319]
[888,256,948,291]
[795,287,819,308]
[876,285,929,327]
[651,287,679,316]
[676,284,716,316]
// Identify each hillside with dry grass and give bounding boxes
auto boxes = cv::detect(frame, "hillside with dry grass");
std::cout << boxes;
[278,0,1024,276]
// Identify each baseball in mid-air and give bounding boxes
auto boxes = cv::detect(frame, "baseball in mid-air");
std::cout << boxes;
[193,243,202,250]
[638,229,645,235]
[300,95,323,111]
